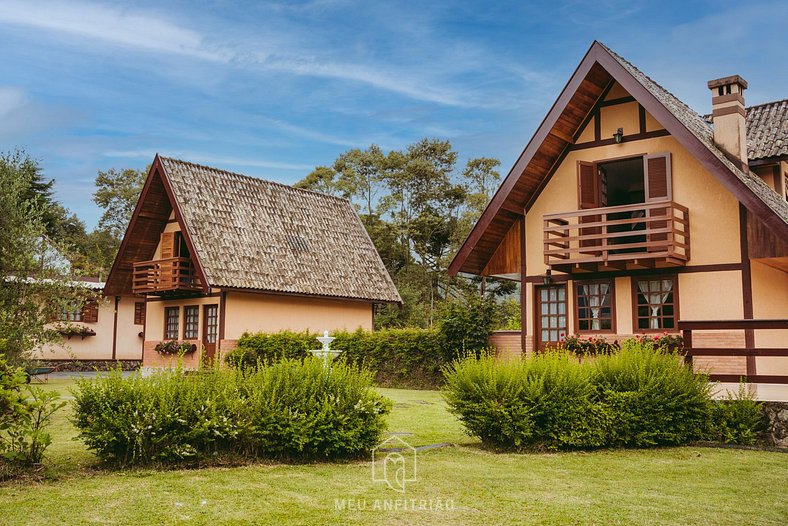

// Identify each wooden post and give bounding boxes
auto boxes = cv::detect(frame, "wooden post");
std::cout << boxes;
[520,216,528,356]
[683,329,693,369]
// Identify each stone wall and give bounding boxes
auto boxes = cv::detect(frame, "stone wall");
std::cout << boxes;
[761,402,788,448]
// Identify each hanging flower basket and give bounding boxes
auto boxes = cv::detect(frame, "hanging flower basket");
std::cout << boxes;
[57,324,97,340]
[155,340,197,355]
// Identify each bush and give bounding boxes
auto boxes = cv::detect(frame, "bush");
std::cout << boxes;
[709,384,764,445]
[71,359,391,466]
[0,354,64,478]
[592,340,710,447]
[227,328,446,388]
[442,351,605,450]
[443,341,713,450]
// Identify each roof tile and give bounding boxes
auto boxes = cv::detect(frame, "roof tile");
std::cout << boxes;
[160,157,402,303]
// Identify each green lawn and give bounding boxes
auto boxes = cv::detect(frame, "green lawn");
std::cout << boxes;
[1,378,786,525]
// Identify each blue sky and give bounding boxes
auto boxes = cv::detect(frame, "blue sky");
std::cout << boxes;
[1,0,786,228]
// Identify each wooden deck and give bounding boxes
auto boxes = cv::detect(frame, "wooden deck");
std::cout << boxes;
[132,257,201,295]
[544,200,690,273]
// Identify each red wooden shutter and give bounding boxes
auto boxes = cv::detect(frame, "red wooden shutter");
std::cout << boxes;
[81,301,99,323]
[134,302,146,325]
[644,153,672,201]
[160,232,176,259]
[578,161,599,209]
[578,161,601,252]
[644,153,672,248]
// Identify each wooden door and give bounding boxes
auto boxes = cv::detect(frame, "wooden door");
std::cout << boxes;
[203,304,218,363]
[535,284,568,351]
[159,232,181,288]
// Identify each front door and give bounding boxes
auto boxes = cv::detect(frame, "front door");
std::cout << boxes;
[535,284,568,350]
[203,304,218,363]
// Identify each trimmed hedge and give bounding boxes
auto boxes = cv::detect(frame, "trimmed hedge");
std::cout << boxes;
[71,359,391,465]
[227,328,448,388]
[443,340,719,450]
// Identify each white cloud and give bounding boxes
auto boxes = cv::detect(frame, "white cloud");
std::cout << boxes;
[102,149,314,172]
[0,0,226,61]
[0,0,538,109]
[0,87,27,116]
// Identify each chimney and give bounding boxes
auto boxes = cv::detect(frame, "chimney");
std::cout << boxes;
[708,75,748,170]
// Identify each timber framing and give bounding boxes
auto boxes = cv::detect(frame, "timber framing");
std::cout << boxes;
[449,41,788,278]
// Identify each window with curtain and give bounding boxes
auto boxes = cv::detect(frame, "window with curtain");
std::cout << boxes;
[634,277,677,330]
[164,307,180,340]
[575,280,614,332]
[183,306,199,339]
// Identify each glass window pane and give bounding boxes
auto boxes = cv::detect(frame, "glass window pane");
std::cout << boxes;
[541,289,548,301]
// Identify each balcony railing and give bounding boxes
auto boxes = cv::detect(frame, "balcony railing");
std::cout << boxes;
[132,257,201,295]
[543,200,689,273]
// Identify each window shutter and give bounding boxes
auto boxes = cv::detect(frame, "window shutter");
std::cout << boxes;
[81,301,99,323]
[644,153,672,248]
[160,232,176,259]
[644,153,672,201]
[577,161,599,209]
[134,302,146,325]
[578,161,601,251]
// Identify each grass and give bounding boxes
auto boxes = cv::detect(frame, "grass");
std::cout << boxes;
[1,377,786,525]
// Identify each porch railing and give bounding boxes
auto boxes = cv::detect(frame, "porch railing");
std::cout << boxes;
[679,319,788,383]
[132,257,201,295]
[543,200,689,271]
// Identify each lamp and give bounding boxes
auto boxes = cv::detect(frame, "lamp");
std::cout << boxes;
[542,269,552,285]
[613,128,624,144]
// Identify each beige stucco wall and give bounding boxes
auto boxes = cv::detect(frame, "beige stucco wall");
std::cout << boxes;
[751,261,788,375]
[223,291,373,339]
[525,137,741,275]
[36,296,142,361]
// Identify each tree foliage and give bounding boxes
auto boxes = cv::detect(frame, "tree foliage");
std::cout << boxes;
[296,138,516,329]
[0,151,96,363]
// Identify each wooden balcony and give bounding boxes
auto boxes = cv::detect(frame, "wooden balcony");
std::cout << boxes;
[132,257,201,295]
[544,200,689,273]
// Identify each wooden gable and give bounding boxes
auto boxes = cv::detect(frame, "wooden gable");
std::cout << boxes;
[104,157,209,296]
[449,41,788,278]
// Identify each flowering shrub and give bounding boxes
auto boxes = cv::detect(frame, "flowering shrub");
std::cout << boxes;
[557,333,683,357]
[71,359,391,465]
[559,334,618,356]
[154,340,196,355]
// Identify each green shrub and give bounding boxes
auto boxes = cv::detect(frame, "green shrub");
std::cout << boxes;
[592,340,711,447]
[443,341,714,450]
[71,359,390,466]
[709,384,764,445]
[227,328,446,388]
[442,351,606,450]
[0,354,64,478]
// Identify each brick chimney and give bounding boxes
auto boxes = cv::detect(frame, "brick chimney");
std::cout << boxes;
[708,75,748,170]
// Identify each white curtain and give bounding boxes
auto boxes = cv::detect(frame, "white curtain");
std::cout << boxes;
[638,279,673,329]
[581,283,610,330]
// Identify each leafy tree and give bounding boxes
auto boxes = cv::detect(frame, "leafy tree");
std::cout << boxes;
[93,167,147,240]
[294,166,339,196]
[0,151,95,364]
[334,145,387,216]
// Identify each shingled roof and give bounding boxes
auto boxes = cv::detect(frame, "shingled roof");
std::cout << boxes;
[106,156,401,303]
[450,41,788,276]
[746,99,788,161]
[598,43,788,230]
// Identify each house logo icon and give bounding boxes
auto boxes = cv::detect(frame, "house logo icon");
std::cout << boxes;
[371,436,417,493]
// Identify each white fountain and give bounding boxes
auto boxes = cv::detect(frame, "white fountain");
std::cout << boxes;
[310,330,343,369]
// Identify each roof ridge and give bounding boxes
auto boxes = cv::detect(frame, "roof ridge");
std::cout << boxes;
[745,98,788,111]
[159,156,352,205]
[597,42,709,127]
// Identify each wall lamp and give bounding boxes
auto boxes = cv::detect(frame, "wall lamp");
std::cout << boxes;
[613,127,624,144]
[541,269,552,285]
